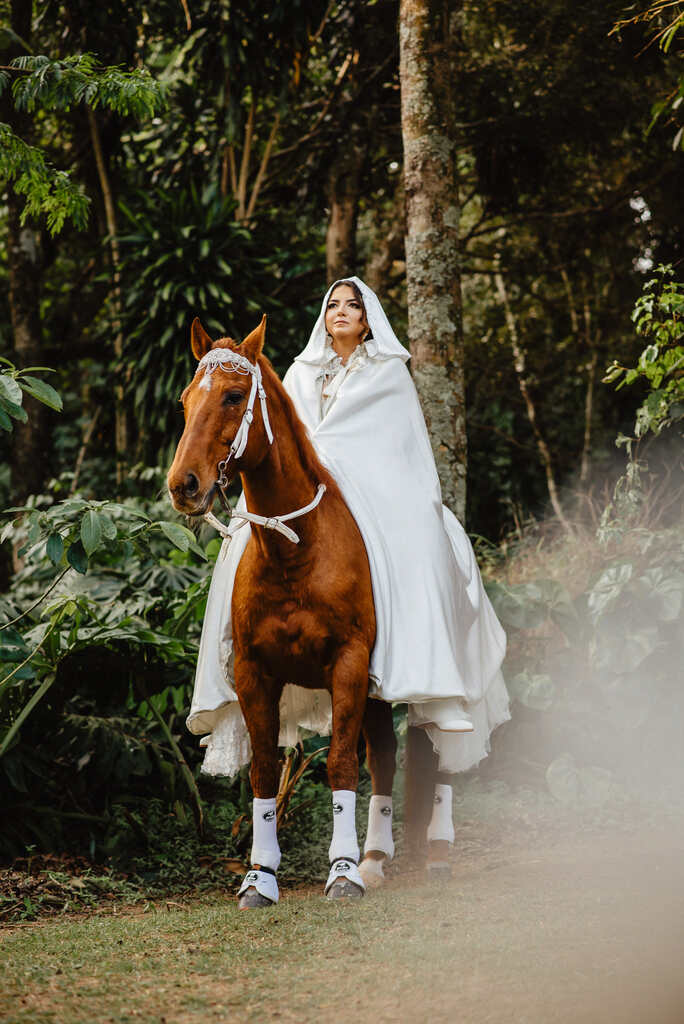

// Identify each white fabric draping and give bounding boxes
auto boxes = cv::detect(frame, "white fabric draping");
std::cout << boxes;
[188,278,510,775]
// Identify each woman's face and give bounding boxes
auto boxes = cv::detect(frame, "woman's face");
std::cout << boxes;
[325,284,368,346]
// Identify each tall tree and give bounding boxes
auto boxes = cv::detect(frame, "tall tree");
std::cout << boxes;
[400,0,466,519]
[2,0,48,503]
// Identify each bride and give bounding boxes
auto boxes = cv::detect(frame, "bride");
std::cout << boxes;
[186,276,509,888]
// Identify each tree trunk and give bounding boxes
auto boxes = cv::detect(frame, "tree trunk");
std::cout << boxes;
[87,107,128,488]
[3,0,49,504]
[364,178,406,295]
[325,134,365,285]
[400,0,466,520]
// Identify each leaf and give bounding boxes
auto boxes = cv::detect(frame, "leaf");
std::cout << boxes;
[67,540,89,574]
[46,533,64,565]
[0,374,22,405]
[509,671,555,711]
[19,376,63,412]
[593,622,660,674]
[0,673,57,759]
[99,514,117,540]
[0,397,28,423]
[159,521,194,552]
[80,510,103,555]
[587,563,633,621]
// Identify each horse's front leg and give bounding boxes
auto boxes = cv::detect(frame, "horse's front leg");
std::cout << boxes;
[358,697,397,889]
[325,640,370,901]
[235,658,283,909]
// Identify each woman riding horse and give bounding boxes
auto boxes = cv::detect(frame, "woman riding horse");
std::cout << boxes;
[167,277,509,906]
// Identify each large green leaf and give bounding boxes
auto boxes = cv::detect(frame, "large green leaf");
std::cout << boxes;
[81,510,103,556]
[20,376,63,412]
[46,533,64,565]
[0,374,22,406]
[159,521,193,552]
[67,540,89,574]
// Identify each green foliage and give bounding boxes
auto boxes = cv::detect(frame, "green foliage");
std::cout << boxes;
[0,125,90,234]
[117,183,321,461]
[0,484,215,859]
[485,282,684,804]
[0,53,165,235]
[0,358,63,432]
[6,54,166,118]
[603,265,684,437]
[612,2,684,149]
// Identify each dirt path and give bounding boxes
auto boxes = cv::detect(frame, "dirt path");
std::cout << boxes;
[2,822,684,1024]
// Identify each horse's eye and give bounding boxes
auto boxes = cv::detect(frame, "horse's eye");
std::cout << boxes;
[222,390,244,407]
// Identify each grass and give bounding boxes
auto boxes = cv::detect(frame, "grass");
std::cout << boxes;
[3,792,684,1024]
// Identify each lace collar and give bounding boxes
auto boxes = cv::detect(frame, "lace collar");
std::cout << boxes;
[317,339,370,379]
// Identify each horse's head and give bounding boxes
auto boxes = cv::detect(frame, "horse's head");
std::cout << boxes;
[167,315,270,516]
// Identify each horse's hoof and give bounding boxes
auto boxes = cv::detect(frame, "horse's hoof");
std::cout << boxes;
[238,886,274,910]
[359,856,386,889]
[326,878,365,901]
[426,860,452,881]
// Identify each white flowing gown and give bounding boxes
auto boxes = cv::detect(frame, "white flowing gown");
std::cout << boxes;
[187,278,510,775]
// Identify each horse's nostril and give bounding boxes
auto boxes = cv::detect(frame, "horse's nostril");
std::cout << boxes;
[185,472,200,496]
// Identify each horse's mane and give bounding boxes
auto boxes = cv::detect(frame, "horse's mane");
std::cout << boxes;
[258,355,337,490]
[213,337,336,490]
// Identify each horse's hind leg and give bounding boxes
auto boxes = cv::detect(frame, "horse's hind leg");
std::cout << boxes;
[359,697,396,889]
[405,725,455,876]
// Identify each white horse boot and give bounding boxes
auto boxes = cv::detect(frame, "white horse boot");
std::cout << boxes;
[426,783,455,879]
[325,790,366,900]
[238,797,280,909]
[359,795,395,888]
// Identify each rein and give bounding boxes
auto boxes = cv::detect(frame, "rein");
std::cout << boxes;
[195,348,326,547]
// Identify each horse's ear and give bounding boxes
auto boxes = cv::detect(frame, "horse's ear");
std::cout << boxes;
[240,315,267,363]
[191,318,213,361]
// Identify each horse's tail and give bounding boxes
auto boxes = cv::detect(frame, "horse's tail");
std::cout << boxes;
[403,724,439,861]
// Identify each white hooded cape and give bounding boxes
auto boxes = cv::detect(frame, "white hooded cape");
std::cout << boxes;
[188,277,510,775]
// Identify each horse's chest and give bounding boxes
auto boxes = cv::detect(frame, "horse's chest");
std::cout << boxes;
[241,604,336,680]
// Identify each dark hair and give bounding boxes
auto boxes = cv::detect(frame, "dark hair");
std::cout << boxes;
[328,280,373,341]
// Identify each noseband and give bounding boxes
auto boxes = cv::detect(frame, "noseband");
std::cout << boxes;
[195,348,325,546]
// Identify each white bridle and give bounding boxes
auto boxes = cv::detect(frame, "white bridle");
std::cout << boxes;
[197,348,274,463]
[195,348,325,546]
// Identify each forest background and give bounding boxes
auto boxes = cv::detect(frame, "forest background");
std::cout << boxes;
[0,0,683,913]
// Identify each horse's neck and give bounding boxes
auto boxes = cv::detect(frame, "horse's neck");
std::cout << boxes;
[240,377,323,556]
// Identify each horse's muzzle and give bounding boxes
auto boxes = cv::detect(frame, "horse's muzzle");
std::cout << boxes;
[167,475,216,517]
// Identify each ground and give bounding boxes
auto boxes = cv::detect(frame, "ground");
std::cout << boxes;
[2,796,684,1024]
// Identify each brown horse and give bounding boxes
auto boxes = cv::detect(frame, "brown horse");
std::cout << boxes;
[168,316,405,905]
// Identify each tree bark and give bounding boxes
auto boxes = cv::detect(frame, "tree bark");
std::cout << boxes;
[400,0,466,520]
[365,178,406,295]
[325,133,366,284]
[3,0,49,504]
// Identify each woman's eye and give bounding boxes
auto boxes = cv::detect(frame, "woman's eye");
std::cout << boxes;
[222,391,244,407]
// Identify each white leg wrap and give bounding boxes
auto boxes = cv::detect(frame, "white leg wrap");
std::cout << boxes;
[427,783,455,844]
[328,789,360,864]
[325,858,366,894]
[251,797,281,871]
[238,868,279,904]
[363,795,395,859]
